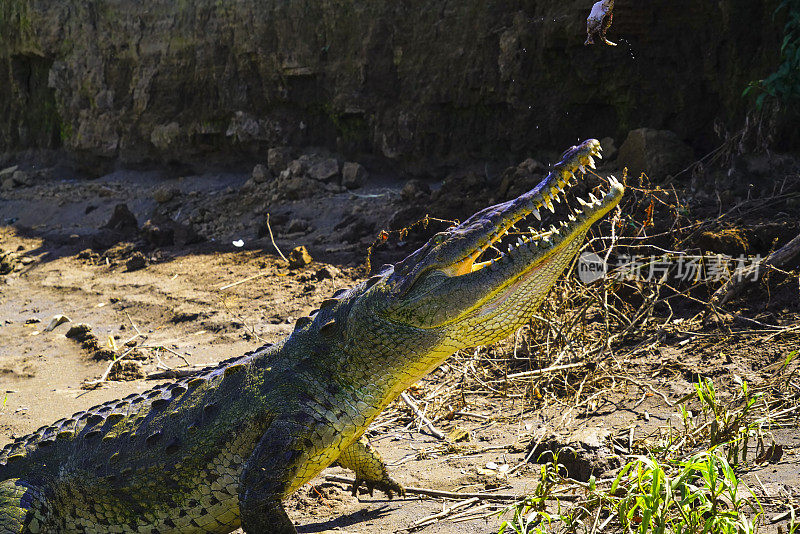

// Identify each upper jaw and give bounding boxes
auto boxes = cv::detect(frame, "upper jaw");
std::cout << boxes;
[440,138,621,278]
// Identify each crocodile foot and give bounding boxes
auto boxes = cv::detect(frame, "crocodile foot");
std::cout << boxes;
[350,476,405,499]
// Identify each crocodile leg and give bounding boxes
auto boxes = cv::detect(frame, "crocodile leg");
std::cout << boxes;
[337,436,404,498]
[0,479,46,534]
[238,419,315,534]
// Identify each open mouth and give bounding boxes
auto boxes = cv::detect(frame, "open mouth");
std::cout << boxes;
[441,140,624,277]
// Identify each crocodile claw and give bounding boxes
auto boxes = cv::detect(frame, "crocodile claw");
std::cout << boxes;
[350,477,405,499]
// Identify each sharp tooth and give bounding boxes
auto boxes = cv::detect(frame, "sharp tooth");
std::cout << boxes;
[589,193,599,204]
[596,151,603,160]
[532,207,541,220]
[587,156,596,169]
[544,198,555,212]
[598,188,607,197]
[550,225,559,234]
[577,197,589,206]
[575,209,583,216]
[508,244,513,253]
[517,237,524,246]
[568,214,576,222]
[579,164,586,174]
[609,175,618,186]
[553,193,561,203]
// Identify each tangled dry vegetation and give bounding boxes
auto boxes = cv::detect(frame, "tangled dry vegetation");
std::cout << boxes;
[363,166,800,533]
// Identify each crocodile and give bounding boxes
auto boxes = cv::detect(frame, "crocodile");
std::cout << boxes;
[0,139,622,534]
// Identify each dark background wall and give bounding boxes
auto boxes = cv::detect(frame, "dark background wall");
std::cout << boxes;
[0,0,789,173]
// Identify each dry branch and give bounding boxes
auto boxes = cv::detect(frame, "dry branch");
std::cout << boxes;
[709,229,800,307]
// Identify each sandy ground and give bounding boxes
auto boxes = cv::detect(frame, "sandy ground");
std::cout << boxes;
[1,168,798,533]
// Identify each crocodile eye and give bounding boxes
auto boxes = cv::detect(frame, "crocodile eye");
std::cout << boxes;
[432,234,446,245]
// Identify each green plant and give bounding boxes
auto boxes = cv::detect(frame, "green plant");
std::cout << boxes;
[498,454,565,534]
[608,452,762,534]
[498,377,769,534]
[743,0,800,108]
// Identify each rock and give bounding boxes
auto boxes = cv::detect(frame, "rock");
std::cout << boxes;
[288,246,312,268]
[401,179,431,201]
[286,159,306,177]
[342,162,367,189]
[125,251,148,271]
[150,122,182,151]
[526,427,621,481]
[93,348,117,361]
[65,323,93,341]
[108,359,145,381]
[153,185,179,203]
[308,158,340,183]
[103,204,139,234]
[600,136,618,161]
[0,165,18,178]
[142,212,204,247]
[0,170,30,190]
[11,170,31,186]
[251,163,272,184]
[617,128,694,181]
[446,427,471,443]
[0,249,18,274]
[314,265,340,280]
[0,1,785,173]
[286,218,310,233]
[267,147,293,174]
[272,175,324,200]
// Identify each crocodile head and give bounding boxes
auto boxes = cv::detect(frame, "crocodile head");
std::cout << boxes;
[375,139,623,348]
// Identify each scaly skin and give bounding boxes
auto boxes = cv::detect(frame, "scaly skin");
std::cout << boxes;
[0,139,623,534]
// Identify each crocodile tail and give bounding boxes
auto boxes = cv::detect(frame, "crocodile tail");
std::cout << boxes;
[0,478,46,533]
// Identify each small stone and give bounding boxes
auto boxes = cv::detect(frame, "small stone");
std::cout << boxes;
[446,427,471,443]
[315,265,340,280]
[286,218,309,234]
[617,128,694,181]
[93,348,117,361]
[125,252,147,271]
[286,159,306,176]
[103,204,138,234]
[288,246,312,268]
[600,137,618,161]
[25,317,41,324]
[342,162,367,189]
[108,360,145,381]
[251,164,272,184]
[401,179,431,201]
[66,323,93,341]
[0,165,19,178]
[268,147,294,174]
[153,186,179,204]
[308,158,340,183]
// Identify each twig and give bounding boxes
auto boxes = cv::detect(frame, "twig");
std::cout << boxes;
[411,497,480,528]
[266,213,289,263]
[219,272,267,291]
[503,362,585,380]
[709,229,800,307]
[324,475,521,501]
[401,392,445,439]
